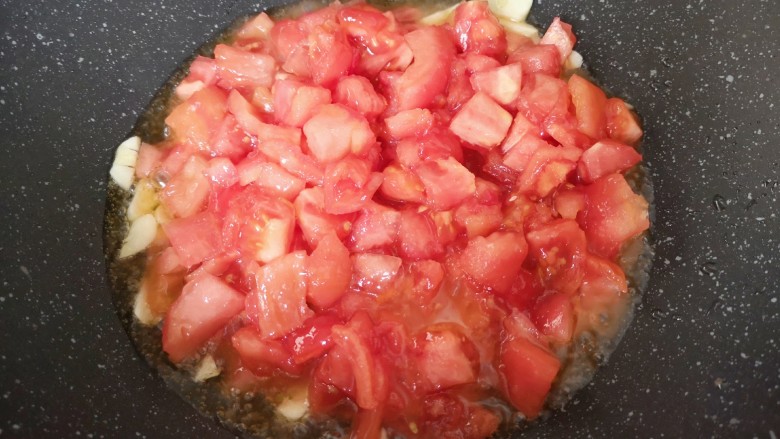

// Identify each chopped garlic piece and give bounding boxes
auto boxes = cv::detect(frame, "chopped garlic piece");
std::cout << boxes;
[499,18,540,41]
[489,0,533,22]
[565,50,584,70]
[276,387,309,420]
[127,179,160,221]
[110,136,141,190]
[419,3,458,25]
[133,284,160,326]
[194,355,221,382]
[119,214,158,258]
[153,204,173,225]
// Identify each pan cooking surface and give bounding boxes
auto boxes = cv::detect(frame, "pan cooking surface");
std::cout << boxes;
[0,0,778,437]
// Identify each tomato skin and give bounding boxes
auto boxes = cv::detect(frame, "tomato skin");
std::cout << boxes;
[605,97,643,145]
[162,273,245,363]
[578,173,650,259]
[568,74,608,140]
[245,252,313,339]
[577,139,642,183]
[539,17,576,63]
[460,231,528,294]
[526,219,587,295]
[308,233,352,310]
[449,92,513,149]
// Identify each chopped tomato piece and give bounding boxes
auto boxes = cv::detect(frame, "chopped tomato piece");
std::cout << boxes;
[515,144,581,198]
[283,313,342,364]
[135,142,163,179]
[578,139,642,183]
[517,73,569,126]
[409,260,445,305]
[460,231,528,294]
[416,325,479,391]
[383,108,434,140]
[334,76,387,120]
[579,173,650,258]
[303,104,376,163]
[384,26,455,112]
[397,209,444,261]
[245,251,313,338]
[160,155,211,218]
[165,86,228,150]
[214,44,277,89]
[349,203,401,252]
[238,160,305,201]
[331,314,389,409]
[227,90,303,146]
[532,292,575,343]
[162,273,245,363]
[539,17,576,63]
[579,254,628,308]
[449,92,512,149]
[526,219,587,295]
[258,140,323,185]
[308,233,352,310]
[209,114,253,161]
[454,179,504,238]
[415,157,477,210]
[568,74,608,139]
[553,185,586,220]
[499,332,560,419]
[452,1,507,59]
[323,157,383,215]
[205,157,238,187]
[502,132,555,173]
[469,63,523,106]
[395,128,464,168]
[273,78,331,127]
[307,27,354,87]
[508,44,561,78]
[221,185,294,263]
[379,163,426,204]
[232,326,302,376]
[235,12,275,41]
[294,187,354,247]
[352,253,402,293]
[605,97,643,145]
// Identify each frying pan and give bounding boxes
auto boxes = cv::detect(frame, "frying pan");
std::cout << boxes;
[1,0,778,437]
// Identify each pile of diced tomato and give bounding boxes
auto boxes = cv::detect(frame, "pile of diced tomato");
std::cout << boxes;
[132,1,649,437]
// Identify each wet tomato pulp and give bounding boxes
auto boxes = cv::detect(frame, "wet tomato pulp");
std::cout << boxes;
[134,2,649,438]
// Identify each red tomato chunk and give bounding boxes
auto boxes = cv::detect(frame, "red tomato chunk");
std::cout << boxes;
[137,2,650,437]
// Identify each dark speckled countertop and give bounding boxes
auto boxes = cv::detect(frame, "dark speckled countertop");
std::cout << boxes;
[0,0,778,438]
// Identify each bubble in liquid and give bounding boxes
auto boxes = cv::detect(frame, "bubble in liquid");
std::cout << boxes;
[712,194,726,212]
